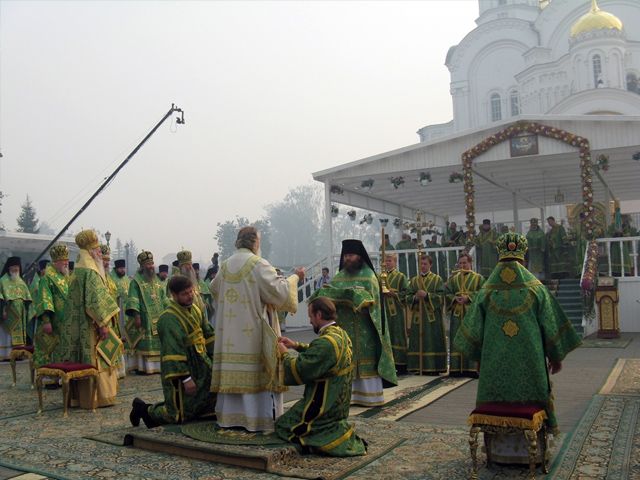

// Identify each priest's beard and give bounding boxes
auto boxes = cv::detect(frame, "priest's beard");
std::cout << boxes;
[180,265,199,286]
[9,272,18,281]
[343,258,364,274]
[56,266,69,277]
[142,266,155,281]
[89,250,106,277]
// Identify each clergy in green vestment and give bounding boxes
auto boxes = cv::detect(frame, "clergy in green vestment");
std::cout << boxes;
[34,245,69,367]
[193,263,213,322]
[474,219,499,278]
[0,257,33,359]
[30,260,49,308]
[101,245,126,378]
[546,216,570,279]
[525,218,545,280]
[175,251,208,324]
[444,222,466,278]
[126,250,169,374]
[130,275,216,428]
[395,233,417,279]
[317,239,397,407]
[445,253,484,377]
[276,297,367,457]
[157,264,169,290]
[381,253,409,373]
[110,259,131,305]
[64,230,122,408]
[454,232,581,436]
[425,234,447,279]
[407,254,447,375]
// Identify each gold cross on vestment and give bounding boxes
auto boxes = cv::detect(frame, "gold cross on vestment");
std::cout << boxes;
[223,339,234,351]
[226,309,237,320]
[242,325,254,337]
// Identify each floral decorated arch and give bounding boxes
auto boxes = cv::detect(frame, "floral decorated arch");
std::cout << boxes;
[461,121,596,243]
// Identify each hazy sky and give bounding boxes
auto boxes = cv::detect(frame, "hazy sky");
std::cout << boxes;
[0,0,478,265]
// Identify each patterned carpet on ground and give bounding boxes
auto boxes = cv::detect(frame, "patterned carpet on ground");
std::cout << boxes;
[547,358,640,479]
[5,360,640,479]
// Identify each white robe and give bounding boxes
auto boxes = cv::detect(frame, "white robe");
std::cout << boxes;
[210,248,297,432]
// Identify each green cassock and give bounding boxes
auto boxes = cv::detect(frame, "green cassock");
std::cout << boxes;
[314,267,397,387]
[125,272,169,362]
[148,300,216,424]
[395,239,417,279]
[110,271,130,305]
[445,269,484,374]
[525,227,546,275]
[275,324,367,457]
[34,265,69,367]
[475,229,499,278]
[425,240,447,278]
[382,269,408,368]
[453,261,582,432]
[407,271,447,374]
[0,274,33,348]
[444,230,466,278]
[546,224,570,278]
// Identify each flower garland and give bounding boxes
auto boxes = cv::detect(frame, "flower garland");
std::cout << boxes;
[360,213,373,225]
[461,121,596,244]
[330,204,339,217]
[330,185,344,195]
[347,209,356,220]
[580,240,599,293]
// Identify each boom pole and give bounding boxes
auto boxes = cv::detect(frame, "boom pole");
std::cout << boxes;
[25,103,185,276]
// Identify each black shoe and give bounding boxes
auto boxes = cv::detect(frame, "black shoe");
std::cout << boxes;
[130,397,147,427]
[139,403,160,429]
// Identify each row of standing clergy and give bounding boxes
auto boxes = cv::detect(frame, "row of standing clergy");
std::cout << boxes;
[382,251,484,377]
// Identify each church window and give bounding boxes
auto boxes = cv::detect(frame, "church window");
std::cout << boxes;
[592,55,603,88]
[491,93,502,121]
[510,91,520,116]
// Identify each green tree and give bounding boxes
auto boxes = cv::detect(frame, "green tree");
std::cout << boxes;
[16,195,39,233]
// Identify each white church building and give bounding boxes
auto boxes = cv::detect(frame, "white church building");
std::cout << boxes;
[419,0,640,142]
[308,0,640,332]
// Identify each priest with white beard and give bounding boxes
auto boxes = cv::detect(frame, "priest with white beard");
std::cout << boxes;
[210,226,304,432]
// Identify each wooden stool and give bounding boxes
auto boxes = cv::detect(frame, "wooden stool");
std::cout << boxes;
[35,362,99,417]
[468,403,549,479]
[10,345,35,388]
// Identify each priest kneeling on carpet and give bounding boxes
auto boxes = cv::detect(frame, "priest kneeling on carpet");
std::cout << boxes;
[275,297,367,457]
[130,275,216,428]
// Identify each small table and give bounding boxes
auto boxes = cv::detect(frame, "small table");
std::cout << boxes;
[10,345,35,388]
[35,362,99,417]
[468,403,549,479]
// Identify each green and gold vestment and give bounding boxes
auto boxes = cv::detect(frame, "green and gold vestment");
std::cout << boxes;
[126,272,169,368]
[275,324,366,457]
[445,269,484,374]
[0,274,33,349]
[407,271,446,374]
[64,254,121,407]
[322,266,397,386]
[525,227,545,276]
[148,300,216,424]
[382,268,408,369]
[453,261,581,431]
[475,229,499,278]
[546,224,570,278]
[34,265,68,366]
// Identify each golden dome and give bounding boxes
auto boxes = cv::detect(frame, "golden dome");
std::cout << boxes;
[570,0,623,38]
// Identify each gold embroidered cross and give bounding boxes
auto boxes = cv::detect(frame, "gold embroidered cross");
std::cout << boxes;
[226,309,237,320]
[502,319,519,338]
[242,325,254,337]
[223,339,234,351]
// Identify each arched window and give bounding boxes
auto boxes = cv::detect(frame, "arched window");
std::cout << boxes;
[593,55,603,88]
[490,93,502,121]
[510,90,520,116]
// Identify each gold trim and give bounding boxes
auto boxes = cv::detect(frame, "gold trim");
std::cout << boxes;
[319,426,354,452]
[290,357,304,385]
[468,410,547,431]
[221,253,261,284]
[162,354,188,362]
